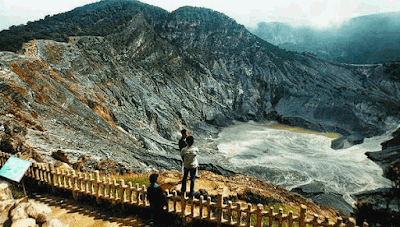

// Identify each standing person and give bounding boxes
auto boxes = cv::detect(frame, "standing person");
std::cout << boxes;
[179,129,189,151]
[147,173,167,225]
[180,136,198,198]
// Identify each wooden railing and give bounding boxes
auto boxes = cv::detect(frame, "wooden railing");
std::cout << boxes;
[0,151,368,227]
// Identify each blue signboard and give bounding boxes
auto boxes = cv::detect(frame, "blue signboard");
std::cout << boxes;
[0,156,32,182]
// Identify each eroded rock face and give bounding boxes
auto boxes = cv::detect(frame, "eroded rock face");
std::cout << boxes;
[357,129,400,221]
[0,6,399,174]
[366,128,400,175]
[290,181,353,215]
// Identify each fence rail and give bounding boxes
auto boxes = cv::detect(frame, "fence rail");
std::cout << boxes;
[0,151,368,227]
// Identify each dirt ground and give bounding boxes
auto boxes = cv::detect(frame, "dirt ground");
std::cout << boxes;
[26,170,341,227]
[33,171,344,227]
[158,170,340,218]
[32,193,150,227]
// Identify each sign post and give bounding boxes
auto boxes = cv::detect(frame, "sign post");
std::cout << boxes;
[0,156,32,198]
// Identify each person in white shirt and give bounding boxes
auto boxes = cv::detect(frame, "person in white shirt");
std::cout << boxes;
[180,136,198,198]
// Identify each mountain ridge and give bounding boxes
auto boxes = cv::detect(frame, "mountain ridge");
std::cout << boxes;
[0,0,399,212]
[0,0,398,165]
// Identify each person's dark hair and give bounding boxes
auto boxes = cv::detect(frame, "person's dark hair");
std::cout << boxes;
[186,136,194,146]
[149,173,158,184]
[181,129,187,135]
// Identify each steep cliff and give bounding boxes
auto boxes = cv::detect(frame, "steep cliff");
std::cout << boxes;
[0,1,399,175]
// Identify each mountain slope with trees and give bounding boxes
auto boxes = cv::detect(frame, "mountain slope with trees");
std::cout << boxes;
[0,0,168,52]
[249,12,400,64]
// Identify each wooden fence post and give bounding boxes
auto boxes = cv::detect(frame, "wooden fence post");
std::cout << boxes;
[246,203,252,227]
[288,210,294,227]
[39,164,44,182]
[95,171,100,203]
[47,164,54,186]
[190,195,195,219]
[111,179,117,200]
[72,171,77,199]
[207,196,212,221]
[256,204,263,227]
[277,208,284,227]
[141,184,147,207]
[217,193,224,224]
[236,203,242,227]
[173,191,178,213]
[120,179,126,204]
[34,163,40,181]
[199,195,204,219]
[268,206,274,227]
[299,204,307,227]
[227,201,233,225]
[128,182,134,204]
[78,172,83,193]
[136,183,140,205]
[103,177,108,199]
[181,192,187,218]
[86,173,90,194]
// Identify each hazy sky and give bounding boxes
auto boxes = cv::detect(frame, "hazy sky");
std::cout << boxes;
[1,0,399,31]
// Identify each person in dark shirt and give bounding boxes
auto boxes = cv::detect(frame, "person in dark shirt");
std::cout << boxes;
[179,129,189,151]
[147,173,167,224]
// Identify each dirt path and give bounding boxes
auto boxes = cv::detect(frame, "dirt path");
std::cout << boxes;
[26,170,340,227]
[31,193,151,227]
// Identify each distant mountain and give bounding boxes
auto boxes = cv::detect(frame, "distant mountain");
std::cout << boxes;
[0,0,168,52]
[249,12,400,64]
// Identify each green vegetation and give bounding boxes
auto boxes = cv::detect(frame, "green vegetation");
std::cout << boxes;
[272,203,299,216]
[5,181,25,199]
[118,173,151,187]
[0,0,168,52]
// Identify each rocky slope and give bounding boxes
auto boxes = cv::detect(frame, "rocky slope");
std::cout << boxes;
[0,0,399,213]
[350,128,400,225]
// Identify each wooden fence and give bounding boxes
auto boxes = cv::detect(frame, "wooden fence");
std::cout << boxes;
[0,151,368,227]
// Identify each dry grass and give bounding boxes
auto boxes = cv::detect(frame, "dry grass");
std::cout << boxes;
[121,170,342,221]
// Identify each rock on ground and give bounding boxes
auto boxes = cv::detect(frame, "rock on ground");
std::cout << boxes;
[42,219,70,227]
[0,182,68,227]
[10,218,37,227]
[0,182,13,201]
[10,202,29,222]
[26,200,53,224]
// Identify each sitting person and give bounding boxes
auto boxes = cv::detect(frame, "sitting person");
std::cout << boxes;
[146,173,167,224]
